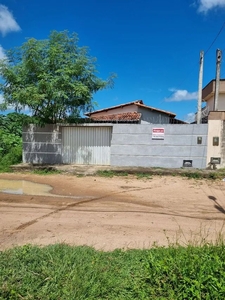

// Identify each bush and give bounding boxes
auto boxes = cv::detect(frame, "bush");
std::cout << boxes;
[0,145,22,172]
[0,113,27,172]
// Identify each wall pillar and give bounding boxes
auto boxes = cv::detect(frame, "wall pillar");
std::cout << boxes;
[207,112,225,169]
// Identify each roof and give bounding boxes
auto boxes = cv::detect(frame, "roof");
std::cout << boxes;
[170,118,188,124]
[90,111,141,122]
[85,100,176,117]
[135,102,176,117]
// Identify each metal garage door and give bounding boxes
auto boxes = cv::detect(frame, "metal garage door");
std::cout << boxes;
[62,126,112,165]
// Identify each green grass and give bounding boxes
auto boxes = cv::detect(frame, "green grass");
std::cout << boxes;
[136,173,153,180]
[31,168,62,175]
[1,243,225,299]
[96,168,225,181]
[96,170,128,178]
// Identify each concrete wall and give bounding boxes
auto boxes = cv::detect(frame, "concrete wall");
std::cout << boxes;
[206,97,214,112]
[23,123,209,169]
[205,94,225,112]
[218,94,225,111]
[111,124,208,169]
[23,124,62,164]
[137,106,170,124]
[207,111,225,168]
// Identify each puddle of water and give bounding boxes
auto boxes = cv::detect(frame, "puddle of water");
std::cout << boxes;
[0,179,92,200]
[0,179,53,196]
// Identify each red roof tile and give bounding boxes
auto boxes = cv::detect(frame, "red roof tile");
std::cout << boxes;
[90,111,141,122]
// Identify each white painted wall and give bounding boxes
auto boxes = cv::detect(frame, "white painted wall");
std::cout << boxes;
[217,94,225,110]
[206,97,214,111]
[207,119,225,168]
[205,94,225,112]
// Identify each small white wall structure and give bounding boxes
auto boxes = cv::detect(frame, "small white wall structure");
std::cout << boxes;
[207,111,225,169]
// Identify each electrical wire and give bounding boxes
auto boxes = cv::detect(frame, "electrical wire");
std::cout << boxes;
[205,22,225,56]
[163,21,225,102]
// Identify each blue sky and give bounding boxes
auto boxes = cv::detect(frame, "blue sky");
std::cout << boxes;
[1,0,225,122]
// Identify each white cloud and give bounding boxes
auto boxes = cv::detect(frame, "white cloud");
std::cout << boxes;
[0,94,3,103]
[184,112,196,123]
[0,95,31,114]
[197,0,225,13]
[0,45,5,59]
[0,5,21,36]
[165,89,198,102]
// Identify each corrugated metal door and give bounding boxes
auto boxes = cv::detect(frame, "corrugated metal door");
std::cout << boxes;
[62,126,112,165]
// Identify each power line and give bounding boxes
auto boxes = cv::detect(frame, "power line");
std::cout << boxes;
[163,21,225,102]
[205,22,225,55]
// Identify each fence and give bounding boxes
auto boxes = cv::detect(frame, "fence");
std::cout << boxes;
[23,123,208,169]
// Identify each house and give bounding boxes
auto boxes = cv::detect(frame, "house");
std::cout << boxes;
[197,79,225,123]
[85,100,186,124]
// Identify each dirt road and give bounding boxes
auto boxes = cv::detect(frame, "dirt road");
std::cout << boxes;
[0,173,225,251]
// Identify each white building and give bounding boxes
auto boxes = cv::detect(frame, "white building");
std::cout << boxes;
[199,79,225,123]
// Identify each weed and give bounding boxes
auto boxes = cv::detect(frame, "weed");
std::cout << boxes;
[1,243,225,299]
[96,170,128,177]
[0,145,22,173]
[116,171,128,176]
[76,174,84,178]
[96,170,115,177]
[208,172,219,180]
[32,168,62,175]
[136,173,152,180]
[96,169,225,181]
[182,172,202,179]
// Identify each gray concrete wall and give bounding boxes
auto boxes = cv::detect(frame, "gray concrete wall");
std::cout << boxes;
[23,124,62,164]
[137,107,170,124]
[111,124,208,169]
[23,123,208,169]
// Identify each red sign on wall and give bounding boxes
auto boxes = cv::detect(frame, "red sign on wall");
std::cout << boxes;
[152,128,165,140]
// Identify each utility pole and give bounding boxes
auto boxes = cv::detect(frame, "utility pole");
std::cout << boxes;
[214,49,222,111]
[197,51,204,124]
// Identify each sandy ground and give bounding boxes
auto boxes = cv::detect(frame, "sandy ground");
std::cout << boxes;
[0,173,225,251]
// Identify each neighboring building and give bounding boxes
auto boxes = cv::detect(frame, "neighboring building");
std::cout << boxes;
[196,79,225,123]
[85,100,186,124]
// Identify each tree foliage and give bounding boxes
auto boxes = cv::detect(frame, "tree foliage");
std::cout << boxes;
[0,31,115,124]
[0,113,31,171]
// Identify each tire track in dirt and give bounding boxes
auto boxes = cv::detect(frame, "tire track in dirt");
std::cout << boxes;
[11,186,154,233]
[1,176,225,250]
[11,184,225,234]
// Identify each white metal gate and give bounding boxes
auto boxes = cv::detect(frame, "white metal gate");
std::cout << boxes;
[62,126,112,165]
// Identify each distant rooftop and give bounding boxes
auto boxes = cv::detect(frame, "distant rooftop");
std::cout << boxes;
[85,100,176,117]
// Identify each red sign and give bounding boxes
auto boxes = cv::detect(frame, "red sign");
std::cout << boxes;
[152,128,165,140]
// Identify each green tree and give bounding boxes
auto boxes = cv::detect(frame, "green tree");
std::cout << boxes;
[0,31,115,124]
[0,113,31,171]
